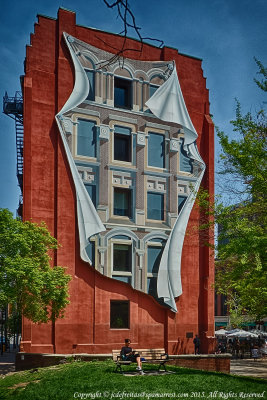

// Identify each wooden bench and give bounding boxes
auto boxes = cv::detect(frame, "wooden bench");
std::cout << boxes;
[112,348,169,373]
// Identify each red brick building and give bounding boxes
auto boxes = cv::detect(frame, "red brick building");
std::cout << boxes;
[21,8,214,355]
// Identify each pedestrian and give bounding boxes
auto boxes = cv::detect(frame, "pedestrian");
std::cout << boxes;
[120,338,144,374]
[193,334,200,354]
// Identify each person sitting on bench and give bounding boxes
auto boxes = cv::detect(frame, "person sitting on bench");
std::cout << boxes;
[120,338,143,372]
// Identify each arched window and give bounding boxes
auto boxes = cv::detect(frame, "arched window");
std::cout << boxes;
[113,67,133,110]
[149,75,165,99]
[143,233,167,298]
[85,69,95,101]
[106,231,138,285]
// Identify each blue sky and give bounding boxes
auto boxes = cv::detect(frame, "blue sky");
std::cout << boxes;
[0,0,266,214]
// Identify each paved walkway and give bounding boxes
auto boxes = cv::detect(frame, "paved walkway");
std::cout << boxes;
[0,353,266,379]
[230,358,267,380]
[0,351,16,376]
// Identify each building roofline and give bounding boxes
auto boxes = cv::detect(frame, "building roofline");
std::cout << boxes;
[37,9,202,61]
[76,23,163,50]
[59,6,76,13]
[179,52,202,61]
[36,13,56,21]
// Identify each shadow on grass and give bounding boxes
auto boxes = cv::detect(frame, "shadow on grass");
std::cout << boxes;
[106,363,267,385]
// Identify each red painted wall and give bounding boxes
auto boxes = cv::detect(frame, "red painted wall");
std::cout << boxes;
[21,8,214,355]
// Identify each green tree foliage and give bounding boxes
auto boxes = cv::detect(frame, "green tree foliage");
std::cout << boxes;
[0,209,71,323]
[197,60,267,323]
[215,60,267,322]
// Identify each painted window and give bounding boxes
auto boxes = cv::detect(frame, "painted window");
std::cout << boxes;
[114,126,132,162]
[113,244,132,272]
[114,188,132,218]
[178,195,187,214]
[147,192,164,220]
[85,70,95,101]
[110,300,129,329]
[114,77,132,109]
[147,246,163,274]
[147,244,164,298]
[148,132,165,168]
[85,184,97,207]
[86,240,95,266]
[77,119,96,158]
[149,84,158,98]
[112,237,133,285]
[180,139,193,173]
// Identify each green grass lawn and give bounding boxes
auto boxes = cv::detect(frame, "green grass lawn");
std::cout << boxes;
[0,361,266,400]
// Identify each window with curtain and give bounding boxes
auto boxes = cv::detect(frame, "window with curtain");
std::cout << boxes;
[77,119,96,158]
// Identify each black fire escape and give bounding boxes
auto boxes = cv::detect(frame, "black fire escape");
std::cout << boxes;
[3,91,24,216]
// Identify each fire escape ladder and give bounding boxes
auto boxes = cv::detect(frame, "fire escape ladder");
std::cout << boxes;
[3,91,24,215]
[15,117,24,191]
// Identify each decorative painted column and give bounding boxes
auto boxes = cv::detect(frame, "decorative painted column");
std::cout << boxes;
[106,73,113,107]
[132,79,139,112]
[136,248,145,291]
[142,82,149,112]
[95,71,103,103]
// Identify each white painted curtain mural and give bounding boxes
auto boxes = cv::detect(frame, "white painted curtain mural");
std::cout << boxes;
[146,65,205,312]
[56,33,105,263]
[56,33,205,313]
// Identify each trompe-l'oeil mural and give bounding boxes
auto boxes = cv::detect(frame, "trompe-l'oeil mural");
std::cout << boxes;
[56,33,205,313]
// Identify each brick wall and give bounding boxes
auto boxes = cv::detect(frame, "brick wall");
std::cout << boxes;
[16,352,231,373]
[168,354,231,373]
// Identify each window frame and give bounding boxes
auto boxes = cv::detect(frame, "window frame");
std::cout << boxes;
[75,117,98,160]
[110,300,130,330]
[85,183,97,208]
[113,187,133,219]
[179,138,193,174]
[111,238,133,284]
[112,125,133,165]
[145,240,165,297]
[85,236,96,267]
[85,69,95,101]
[146,130,166,170]
[146,191,165,221]
[149,83,159,99]
[113,132,132,163]
[114,76,132,109]
[178,194,188,214]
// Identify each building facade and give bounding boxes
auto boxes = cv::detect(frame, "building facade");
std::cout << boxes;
[21,8,214,354]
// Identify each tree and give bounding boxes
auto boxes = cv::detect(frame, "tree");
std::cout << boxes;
[0,209,71,324]
[196,59,267,323]
[215,60,267,322]
[99,1,163,67]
